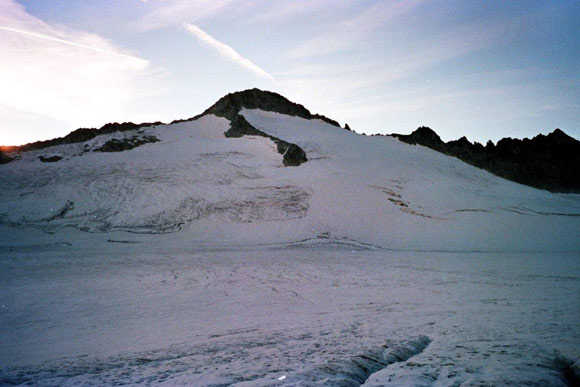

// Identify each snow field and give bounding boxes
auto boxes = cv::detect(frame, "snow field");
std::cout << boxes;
[1,245,578,385]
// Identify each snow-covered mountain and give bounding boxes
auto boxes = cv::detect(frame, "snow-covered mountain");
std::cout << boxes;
[1,89,579,252]
[2,89,580,386]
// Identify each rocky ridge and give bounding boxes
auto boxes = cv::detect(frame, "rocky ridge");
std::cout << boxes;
[1,122,163,155]
[391,127,580,193]
[1,89,578,191]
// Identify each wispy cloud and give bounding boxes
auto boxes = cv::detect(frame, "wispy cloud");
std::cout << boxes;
[288,0,425,58]
[134,0,325,30]
[133,0,237,31]
[280,6,522,107]
[184,23,274,81]
[246,1,327,24]
[0,26,147,62]
[0,0,168,144]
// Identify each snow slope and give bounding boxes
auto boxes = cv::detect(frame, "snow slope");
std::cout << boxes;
[0,109,578,251]
[1,105,580,386]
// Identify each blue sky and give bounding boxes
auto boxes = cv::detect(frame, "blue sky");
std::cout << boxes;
[1,0,579,145]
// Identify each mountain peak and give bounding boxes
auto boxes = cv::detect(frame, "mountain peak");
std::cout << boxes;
[547,128,572,141]
[3,88,342,154]
[391,126,443,148]
[176,88,341,128]
[412,126,440,138]
[206,88,310,121]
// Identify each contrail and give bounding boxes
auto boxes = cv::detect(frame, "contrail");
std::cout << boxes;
[0,25,148,63]
[184,23,274,81]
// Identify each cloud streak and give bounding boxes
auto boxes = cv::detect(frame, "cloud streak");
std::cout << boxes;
[0,26,147,62]
[184,23,273,81]
[288,0,425,58]
[0,0,168,145]
[134,0,237,31]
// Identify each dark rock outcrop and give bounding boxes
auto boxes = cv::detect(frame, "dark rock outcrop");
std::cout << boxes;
[0,149,14,164]
[224,114,265,138]
[276,142,307,167]
[94,135,160,153]
[38,155,62,163]
[392,127,580,193]
[225,115,307,166]
[393,126,444,150]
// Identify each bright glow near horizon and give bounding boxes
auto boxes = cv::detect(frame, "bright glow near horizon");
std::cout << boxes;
[0,0,579,146]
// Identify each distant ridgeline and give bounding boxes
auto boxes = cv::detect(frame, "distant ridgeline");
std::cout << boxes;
[390,127,580,193]
[0,121,163,160]
[1,88,578,192]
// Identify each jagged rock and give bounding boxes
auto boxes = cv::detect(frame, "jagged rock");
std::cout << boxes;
[391,126,445,154]
[391,127,580,193]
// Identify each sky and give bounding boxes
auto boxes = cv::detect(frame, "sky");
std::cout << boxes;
[1,0,579,146]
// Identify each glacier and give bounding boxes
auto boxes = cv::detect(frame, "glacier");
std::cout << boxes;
[1,100,579,385]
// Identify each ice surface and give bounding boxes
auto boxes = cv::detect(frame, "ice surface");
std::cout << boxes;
[0,244,578,385]
[1,109,579,385]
